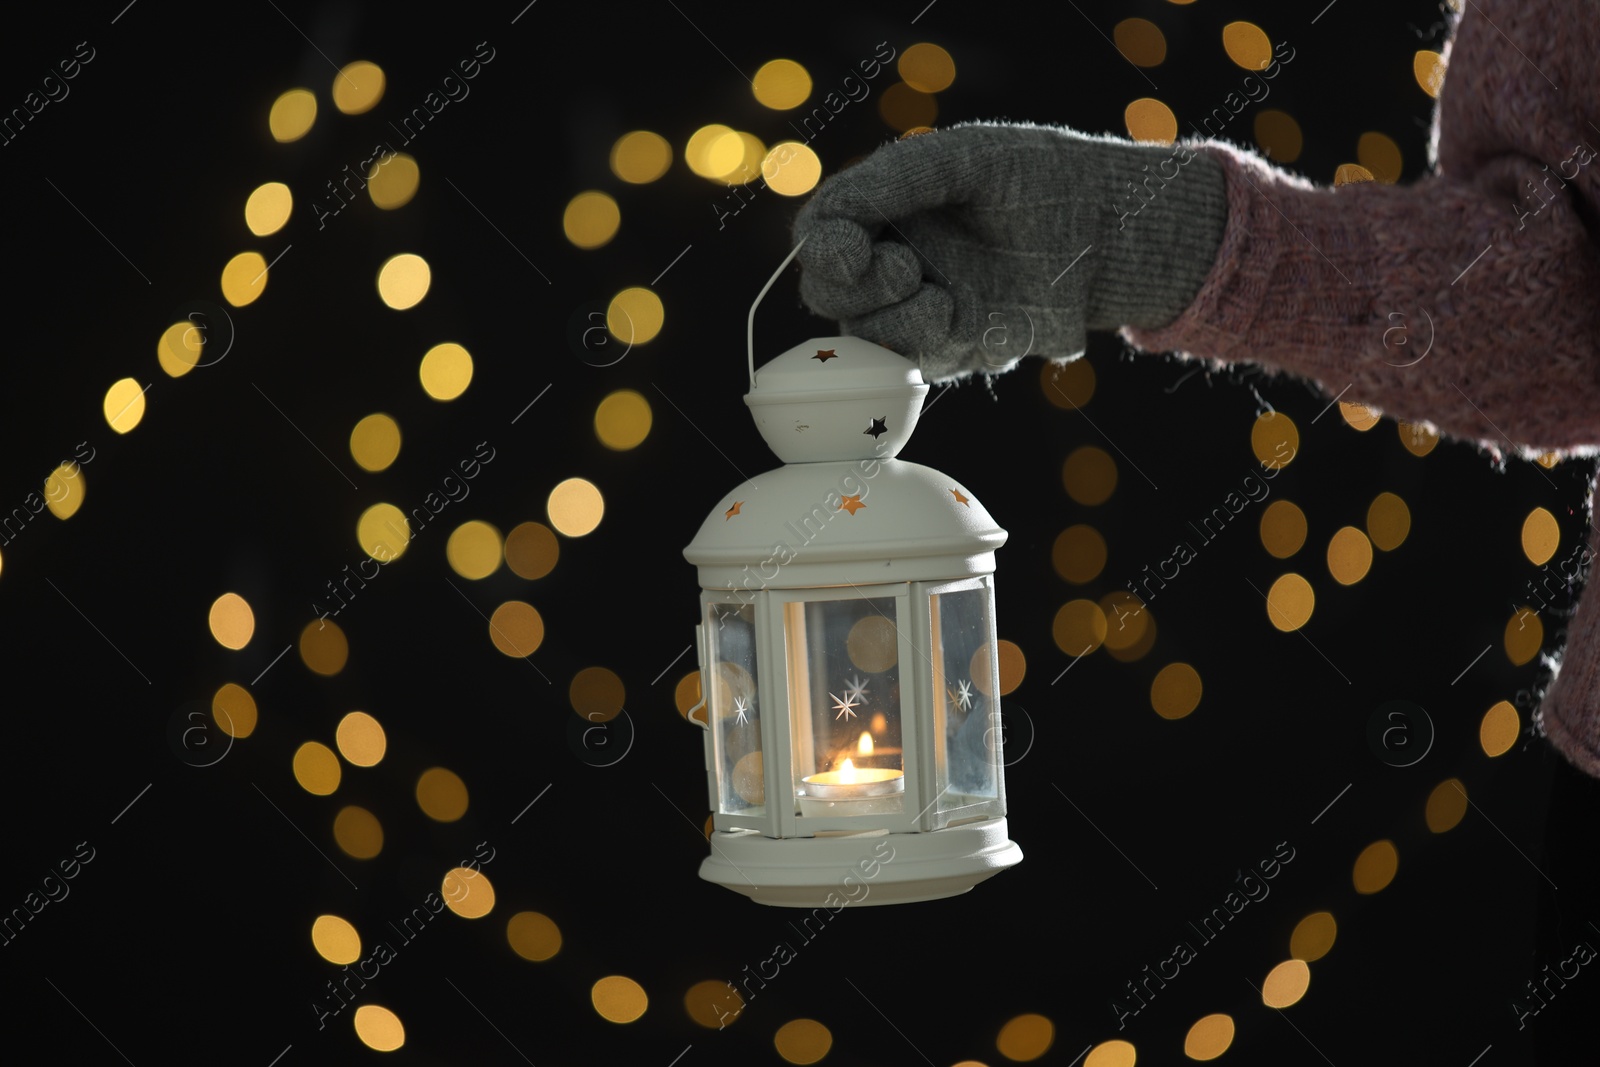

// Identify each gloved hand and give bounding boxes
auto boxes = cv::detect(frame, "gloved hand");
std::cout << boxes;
[792,122,1228,384]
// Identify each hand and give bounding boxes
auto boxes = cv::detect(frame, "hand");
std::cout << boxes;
[792,122,1226,384]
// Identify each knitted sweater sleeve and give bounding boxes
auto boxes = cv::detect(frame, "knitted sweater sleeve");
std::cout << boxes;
[1122,0,1600,776]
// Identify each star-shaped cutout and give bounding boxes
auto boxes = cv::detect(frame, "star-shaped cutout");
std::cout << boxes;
[843,673,869,703]
[950,678,974,711]
[830,691,860,720]
[864,417,888,439]
[837,494,865,516]
[724,501,743,520]
[950,488,970,507]
[812,349,838,362]
[732,695,750,725]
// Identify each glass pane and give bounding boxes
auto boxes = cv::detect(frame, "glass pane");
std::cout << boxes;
[706,602,763,815]
[931,585,1000,809]
[786,595,906,818]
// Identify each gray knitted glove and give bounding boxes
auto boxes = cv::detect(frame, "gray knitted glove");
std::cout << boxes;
[793,122,1228,383]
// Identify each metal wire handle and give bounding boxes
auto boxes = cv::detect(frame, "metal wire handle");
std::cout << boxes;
[747,237,807,393]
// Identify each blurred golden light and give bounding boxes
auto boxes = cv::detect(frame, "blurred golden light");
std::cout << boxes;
[103,378,146,434]
[995,639,1027,696]
[1082,1038,1132,1067]
[157,320,203,378]
[1062,446,1117,505]
[1358,131,1403,183]
[221,251,268,307]
[212,683,258,739]
[357,503,410,561]
[367,152,419,210]
[1505,608,1543,666]
[1480,700,1519,757]
[1222,21,1273,69]
[675,671,702,717]
[376,253,431,309]
[1266,573,1315,631]
[331,60,385,115]
[209,592,255,650]
[505,521,559,579]
[570,666,625,722]
[563,190,621,248]
[336,711,386,767]
[300,618,348,676]
[762,141,822,196]
[1099,591,1148,653]
[1053,525,1107,583]
[447,521,503,580]
[753,58,813,109]
[594,389,653,450]
[1183,1013,1235,1060]
[1326,526,1374,585]
[43,462,85,520]
[508,911,562,961]
[1414,50,1446,97]
[1114,19,1167,67]
[244,182,292,237]
[1252,411,1298,468]
[590,976,649,1025]
[847,616,899,672]
[684,978,743,1028]
[607,287,664,345]
[900,42,957,90]
[1426,777,1469,833]
[774,1018,831,1064]
[442,867,495,919]
[1334,163,1376,186]
[488,600,544,657]
[1398,421,1439,456]
[1353,839,1399,894]
[1522,507,1559,566]
[686,124,737,178]
[1367,492,1411,551]
[548,477,604,536]
[1107,609,1157,663]
[268,88,316,142]
[1260,500,1307,558]
[293,741,341,796]
[1043,358,1095,409]
[1339,401,1379,430]
[1053,599,1107,656]
[1536,451,1561,468]
[417,767,469,822]
[611,130,673,183]
[349,413,401,472]
[718,131,767,184]
[333,805,383,859]
[353,1005,404,1051]
[419,341,472,400]
[1253,109,1302,163]
[1290,911,1337,962]
[1124,97,1177,143]
[1151,662,1202,719]
[879,82,938,131]
[311,914,360,964]
[1261,959,1310,1008]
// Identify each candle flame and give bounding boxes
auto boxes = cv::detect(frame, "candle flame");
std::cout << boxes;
[858,732,874,756]
[838,758,857,784]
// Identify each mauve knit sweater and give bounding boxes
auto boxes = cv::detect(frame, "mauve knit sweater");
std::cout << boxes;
[1122,1,1600,776]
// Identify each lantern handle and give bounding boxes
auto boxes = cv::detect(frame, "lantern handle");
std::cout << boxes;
[748,237,807,393]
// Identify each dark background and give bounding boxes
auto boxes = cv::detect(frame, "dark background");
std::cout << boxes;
[2,0,1595,1064]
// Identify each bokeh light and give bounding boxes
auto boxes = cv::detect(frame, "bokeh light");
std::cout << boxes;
[684,978,743,1028]
[311,914,360,964]
[564,190,621,248]
[1253,109,1302,162]
[1222,21,1273,69]
[1326,526,1373,585]
[1062,446,1117,505]
[570,666,626,722]
[607,287,664,345]
[336,711,386,767]
[1353,839,1399,893]
[1398,421,1439,457]
[442,867,495,919]
[611,130,673,183]
[349,413,401,472]
[353,1005,404,1052]
[419,341,473,400]
[548,477,605,536]
[508,911,562,961]
[157,320,204,378]
[357,503,410,561]
[103,378,147,434]
[212,683,258,739]
[1426,777,1469,832]
[447,521,503,580]
[1358,131,1403,182]
[1414,50,1446,97]
[595,389,653,450]
[221,251,268,307]
[208,592,255,650]
[368,152,420,210]
[377,253,431,309]
[44,462,85,520]
[488,600,544,657]
[1043,358,1095,409]
[880,82,938,130]
[505,521,559,579]
[1183,1014,1234,1060]
[293,741,341,795]
[332,60,385,115]
[1480,700,1519,757]
[1124,98,1177,143]
[333,805,383,859]
[300,618,349,676]
[1252,411,1298,468]
[1367,492,1411,551]
[593,976,649,1024]
[1265,573,1315,631]
[1505,608,1543,666]
[1053,599,1107,656]
[268,88,316,142]
[1260,500,1307,558]
[244,182,292,237]
[1151,662,1202,719]
[1339,401,1380,431]
[1114,19,1166,67]
[1334,163,1376,186]
[753,59,812,108]
[1522,507,1559,565]
[900,43,957,90]
[1083,1038,1134,1067]
[775,1018,832,1064]
[1261,958,1310,1008]
[1290,911,1337,962]
[762,141,821,196]
[417,767,469,822]
[1053,525,1107,583]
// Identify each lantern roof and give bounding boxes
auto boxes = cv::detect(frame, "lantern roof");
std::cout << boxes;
[745,335,927,464]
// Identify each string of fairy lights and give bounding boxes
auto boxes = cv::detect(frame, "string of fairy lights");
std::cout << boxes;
[12,0,1569,1059]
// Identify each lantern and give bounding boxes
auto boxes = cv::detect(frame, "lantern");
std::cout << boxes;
[680,251,1022,907]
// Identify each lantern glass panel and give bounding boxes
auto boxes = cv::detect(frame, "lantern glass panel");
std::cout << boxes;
[706,601,764,815]
[930,582,1002,816]
[784,595,906,818]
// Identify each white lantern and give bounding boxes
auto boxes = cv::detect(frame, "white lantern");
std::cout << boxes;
[680,255,1022,907]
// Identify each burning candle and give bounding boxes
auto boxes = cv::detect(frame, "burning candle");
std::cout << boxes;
[800,756,905,817]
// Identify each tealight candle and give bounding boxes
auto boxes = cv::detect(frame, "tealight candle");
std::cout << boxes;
[799,757,905,817]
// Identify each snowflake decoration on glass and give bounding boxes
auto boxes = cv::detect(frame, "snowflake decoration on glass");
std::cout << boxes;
[830,691,860,721]
[949,678,974,711]
[843,673,869,703]
[732,695,750,725]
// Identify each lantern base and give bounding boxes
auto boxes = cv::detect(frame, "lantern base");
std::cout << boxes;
[699,817,1022,907]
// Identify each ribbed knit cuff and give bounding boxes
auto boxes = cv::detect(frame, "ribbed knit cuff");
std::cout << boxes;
[1088,141,1229,331]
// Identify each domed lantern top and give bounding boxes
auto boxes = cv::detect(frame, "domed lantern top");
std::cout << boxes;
[678,244,1022,908]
